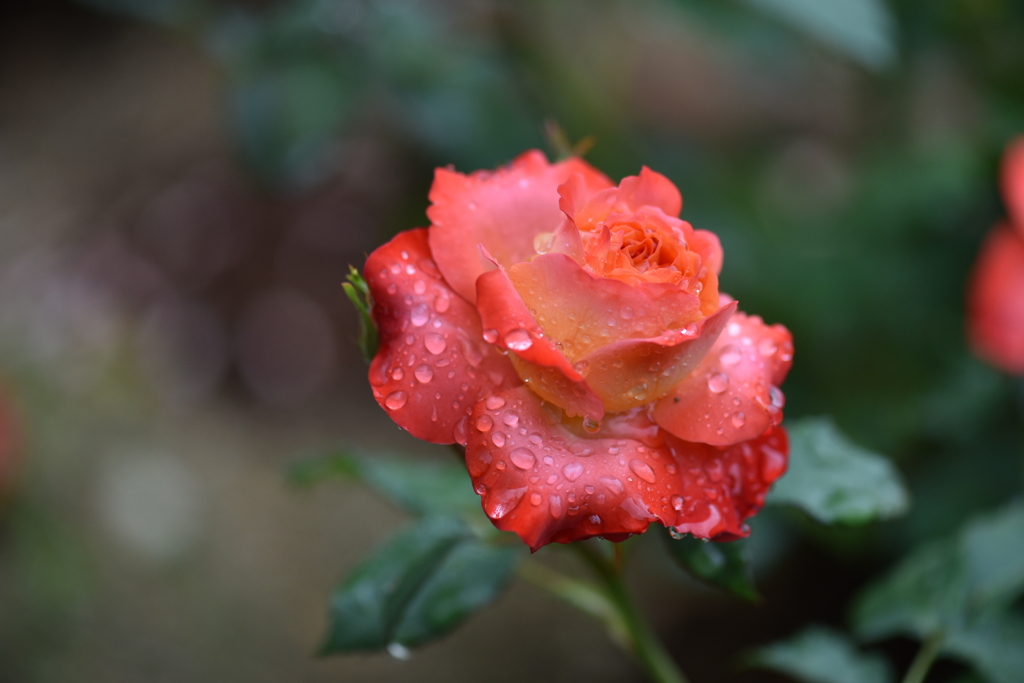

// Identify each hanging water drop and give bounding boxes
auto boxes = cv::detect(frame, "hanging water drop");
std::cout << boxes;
[504,328,533,351]
[582,416,601,434]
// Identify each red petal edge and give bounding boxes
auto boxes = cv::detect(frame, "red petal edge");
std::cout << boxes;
[464,386,789,551]
[365,228,520,443]
[654,310,793,446]
[968,223,1024,374]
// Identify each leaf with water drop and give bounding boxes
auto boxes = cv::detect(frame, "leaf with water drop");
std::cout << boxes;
[746,626,894,683]
[343,266,379,364]
[321,516,523,653]
[661,529,759,601]
[768,417,908,525]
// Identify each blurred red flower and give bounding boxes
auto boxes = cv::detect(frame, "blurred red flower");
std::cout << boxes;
[364,151,792,550]
[968,138,1024,374]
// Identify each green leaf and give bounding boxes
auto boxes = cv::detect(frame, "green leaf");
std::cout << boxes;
[738,0,896,71]
[322,517,522,653]
[961,500,1024,610]
[661,530,759,601]
[852,499,1024,644]
[851,536,969,642]
[747,626,894,683]
[343,266,378,364]
[946,613,1024,683]
[769,417,908,525]
[289,451,482,520]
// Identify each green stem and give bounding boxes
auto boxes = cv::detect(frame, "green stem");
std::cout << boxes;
[572,543,691,683]
[901,633,943,683]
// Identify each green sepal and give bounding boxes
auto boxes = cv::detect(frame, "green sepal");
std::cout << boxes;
[343,265,378,364]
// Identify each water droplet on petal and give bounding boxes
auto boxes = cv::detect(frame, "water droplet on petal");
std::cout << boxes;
[530,492,542,506]
[731,411,746,427]
[770,386,785,408]
[424,333,447,355]
[588,514,602,525]
[600,477,625,495]
[582,417,601,434]
[485,396,506,410]
[434,292,450,313]
[386,283,398,294]
[482,329,499,343]
[719,344,742,366]
[629,459,657,484]
[548,495,564,519]
[707,372,729,393]
[491,432,506,448]
[476,415,493,432]
[621,496,654,520]
[620,306,634,320]
[504,328,533,351]
[758,337,777,356]
[503,413,519,427]
[562,462,584,481]
[414,365,433,383]
[413,280,427,295]
[384,391,407,409]
[410,304,430,327]
[670,495,685,511]
[510,447,536,470]
[390,367,404,381]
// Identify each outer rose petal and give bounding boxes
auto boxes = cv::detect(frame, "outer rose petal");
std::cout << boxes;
[654,311,794,446]
[1002,137,1024,233]
[464,387,788,550]
[427,151,612,303]
[968,224,1024,374]
[365,229,520,444]
[475,265,604,420]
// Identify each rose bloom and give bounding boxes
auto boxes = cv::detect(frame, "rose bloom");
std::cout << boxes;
[364,151,793,550]
[968,137,1024,375]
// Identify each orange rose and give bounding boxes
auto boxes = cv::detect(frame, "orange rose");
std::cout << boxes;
[365,151,792,549]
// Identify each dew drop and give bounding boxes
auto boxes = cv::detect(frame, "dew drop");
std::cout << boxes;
[682,323,698,336]
[503,413,520,427]
[530,492,542,506]
[620,306,634,320]
[482,329,499,343]
[758,337,777,357]
[414,365,433,383]
[588,514,602,525]
[485,396,506,410]
[504,328,533,351]
[413,280,427,295]
[770,386,785,408]
[495,460,506,470]
[719,344,742,366]
[476,415,493,432]
[670,495,685,511]
[434,292,450,313]
[707,372,729,393]
[562,462,584,481]
[529,433,543,445]
[629,459,657,484]
[390,367,404,381]
[424,333,447,355]
[491,432,507,448]
[548,495,564,519]
[410,304,430,327]
[600,477,625,495]
[510,447,536,470]
[384,391,407,410]
[582,417,601,434]
[665,463,678,474]
[731,411,746,427]
[386,283,398,294]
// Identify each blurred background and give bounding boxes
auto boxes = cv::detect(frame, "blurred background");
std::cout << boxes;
[0,0,1022,681]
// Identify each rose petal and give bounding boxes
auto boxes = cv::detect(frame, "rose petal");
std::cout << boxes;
[365,228,520,444]
[617,166,682,217]
[968,223,1024,374]
[1002,137,1024,233]
[428,150,612,303]
[654,311,794,446]
[507,253,702,359]
[579,302,736,412]
[665,425,789,539]
[464,387,788,550]
[475,265,605,420]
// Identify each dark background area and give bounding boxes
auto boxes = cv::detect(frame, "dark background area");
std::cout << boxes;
[0,0,1021,681]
